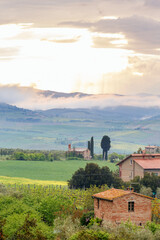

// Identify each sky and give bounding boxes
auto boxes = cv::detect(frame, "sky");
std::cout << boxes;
[0,0,160,100]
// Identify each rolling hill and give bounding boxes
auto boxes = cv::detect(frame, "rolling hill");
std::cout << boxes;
[0,101,160,153]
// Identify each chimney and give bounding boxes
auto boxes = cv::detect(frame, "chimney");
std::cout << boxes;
[68,144,71,151]
[127,187,134,192]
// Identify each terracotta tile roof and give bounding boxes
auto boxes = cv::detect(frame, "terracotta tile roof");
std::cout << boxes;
[134,159,160,169]
[145,146,157,149]
[69,148,88,152]
[92,188,130,201]
[92,188,153,201]
[116,154,160,165]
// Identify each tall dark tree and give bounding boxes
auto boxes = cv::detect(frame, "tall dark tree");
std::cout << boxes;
[88,141,91,151]
[101,135,111,160]
[90,136,94,158]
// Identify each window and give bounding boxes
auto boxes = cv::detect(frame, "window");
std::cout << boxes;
[130,159,132,165]
[128,202,134,212]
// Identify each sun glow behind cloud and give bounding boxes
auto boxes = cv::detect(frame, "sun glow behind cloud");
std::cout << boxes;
[0,24,129,94]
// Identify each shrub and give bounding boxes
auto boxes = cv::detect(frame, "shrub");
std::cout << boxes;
[156,188,160,199]
[140,186,152,197]
[145,221,160,233]
[69,229,109,240]
[54,216,81,240]
[88,217,102,228]
[3,213,54,240]
[80,211,94,226]
[38,195,74,226]
[154,230,160,240]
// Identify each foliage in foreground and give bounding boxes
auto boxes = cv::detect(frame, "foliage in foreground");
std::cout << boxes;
[0,182,160,239]
[54,216,160,240]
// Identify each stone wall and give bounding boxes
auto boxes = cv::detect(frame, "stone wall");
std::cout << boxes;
[94,193,152,225]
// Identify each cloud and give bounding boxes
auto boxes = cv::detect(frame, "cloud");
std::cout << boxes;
[1,84,160,110]
[41,36,80,44]
[0,47,19,60]
[0,0,159,27]
[63,15,160,54]
[144,0,160,8]
[101,56,160,95]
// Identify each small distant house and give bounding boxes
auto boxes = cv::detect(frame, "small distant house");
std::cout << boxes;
[145,145,160,154]
[117,154,160,182]
[68,144,91,160]
[92,188,153,225]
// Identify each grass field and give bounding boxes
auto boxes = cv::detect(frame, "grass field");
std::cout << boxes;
[0,160,117,184]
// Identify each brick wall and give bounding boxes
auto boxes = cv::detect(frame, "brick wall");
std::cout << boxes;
[94,193,152,225]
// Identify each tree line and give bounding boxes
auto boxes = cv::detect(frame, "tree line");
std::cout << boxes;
[68,162,160,198]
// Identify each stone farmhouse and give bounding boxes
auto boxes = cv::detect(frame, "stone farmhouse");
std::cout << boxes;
[145,145,160,154]
[67,144,91,160]
[92,188,153,225]
[117,153,160,182]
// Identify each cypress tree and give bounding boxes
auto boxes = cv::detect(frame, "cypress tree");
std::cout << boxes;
[90,136,94,158]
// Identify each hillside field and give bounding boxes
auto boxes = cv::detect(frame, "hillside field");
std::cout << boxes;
[1,103,160,154]
[0,160,117,184]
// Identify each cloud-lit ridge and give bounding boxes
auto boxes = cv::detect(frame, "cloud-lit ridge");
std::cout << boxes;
[0,85,160,110]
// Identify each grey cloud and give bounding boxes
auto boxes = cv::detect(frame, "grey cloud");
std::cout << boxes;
[144,0,160,7]
[64,15,160,54]
[0,0,159,28]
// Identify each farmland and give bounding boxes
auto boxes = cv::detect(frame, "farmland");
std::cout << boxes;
[1,103,160,154]
[0,160,117,183]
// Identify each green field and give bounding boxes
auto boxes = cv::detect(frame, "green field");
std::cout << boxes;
[0,160,117,183]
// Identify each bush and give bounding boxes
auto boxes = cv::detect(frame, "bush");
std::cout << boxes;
[140,186,152,197]
[88,217,102,228]
[156,188,160,199]
[67,157,83,161]
[69,229,110,240]
[145,221,160,233]
[38,195,74,226]
[80,211,94,226]
[3,214,54,240]
[54,216,81,240]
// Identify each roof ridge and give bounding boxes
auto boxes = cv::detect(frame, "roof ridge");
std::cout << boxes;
[92,188,153,201]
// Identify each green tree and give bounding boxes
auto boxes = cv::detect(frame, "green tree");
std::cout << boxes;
[100,166,113,186]
[14,152,26,160]
[85,163,101,188]
[90,137,94,158]
[140,173,160,193]
[68,163,122,189]
[68,168,86,189]
[101,135,111,160]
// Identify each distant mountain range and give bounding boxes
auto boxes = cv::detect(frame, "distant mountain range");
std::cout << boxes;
[1,86,160,110]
